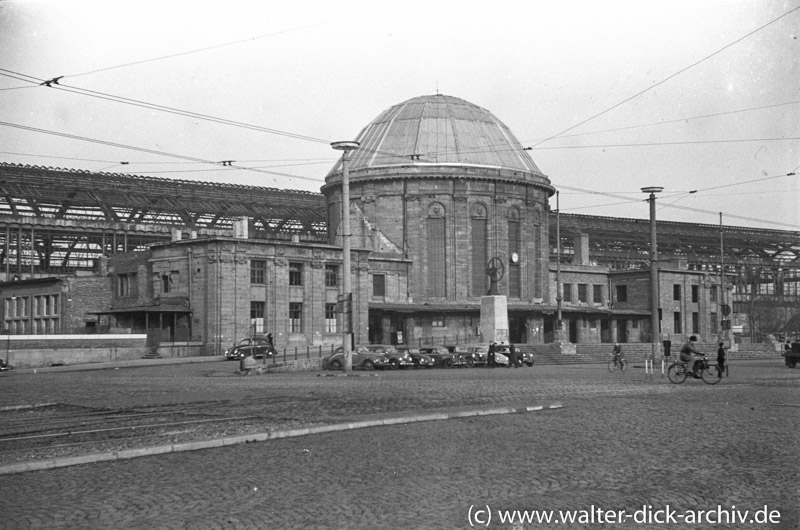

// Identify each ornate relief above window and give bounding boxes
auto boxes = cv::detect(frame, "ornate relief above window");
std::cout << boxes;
[471,203,487,219]
[428,202,445,218]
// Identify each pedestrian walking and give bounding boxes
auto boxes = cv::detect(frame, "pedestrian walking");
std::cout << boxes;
[717,342,726,377]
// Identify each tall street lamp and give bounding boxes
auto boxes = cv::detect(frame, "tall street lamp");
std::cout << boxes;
[555,190,564,341]
[642,187,663,368]
[331,140,360,373]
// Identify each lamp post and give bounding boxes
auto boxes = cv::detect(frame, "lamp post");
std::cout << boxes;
[642,187,663,369]
[331,140,360,373]
[555,190,564,341]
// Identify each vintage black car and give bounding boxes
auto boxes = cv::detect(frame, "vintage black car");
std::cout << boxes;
[224,338,277,361]
[419,346,466,368]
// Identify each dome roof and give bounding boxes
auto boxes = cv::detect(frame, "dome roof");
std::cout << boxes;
[336,94,545,176]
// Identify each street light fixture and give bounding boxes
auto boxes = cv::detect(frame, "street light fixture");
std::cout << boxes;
[641,187,663,372]
[331,140,360,373]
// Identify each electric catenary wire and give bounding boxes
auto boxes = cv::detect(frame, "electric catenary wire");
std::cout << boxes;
[529,4,800,148]
[0,121,324,183]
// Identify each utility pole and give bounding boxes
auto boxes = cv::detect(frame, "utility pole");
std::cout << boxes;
[556,190,563,341]
[331,141,359,373]
[642,187,663,375]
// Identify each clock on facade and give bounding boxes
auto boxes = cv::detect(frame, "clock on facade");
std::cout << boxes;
[510,252,520,264]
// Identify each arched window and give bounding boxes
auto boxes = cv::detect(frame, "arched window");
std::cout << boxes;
[471,203,488,296]
[426,202,446,298]
[508,207,521,298]
[533,209,542,298]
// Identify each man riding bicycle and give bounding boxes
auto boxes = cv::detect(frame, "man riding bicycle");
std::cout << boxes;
[680,335,700,378]
[612,342,623,367]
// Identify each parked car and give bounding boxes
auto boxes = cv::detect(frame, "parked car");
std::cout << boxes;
[395,346,435,368]
[324,345,390,371]
[445,345,476,368]
[419,346,466,368]
[0,358,12,371]
[462,345,489,367]
[224,338,277,360]
[365,345,414,369]
[494,343,533,367]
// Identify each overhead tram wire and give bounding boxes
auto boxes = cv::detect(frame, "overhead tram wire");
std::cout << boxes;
[0,120,324,184]
[528,4,800,149]
[391,98,800,162]
[555,182,800,230]
[64,17,347,79]
[0,69,408,165]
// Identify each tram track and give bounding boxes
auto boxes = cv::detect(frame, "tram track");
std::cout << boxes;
[0,398,331,467]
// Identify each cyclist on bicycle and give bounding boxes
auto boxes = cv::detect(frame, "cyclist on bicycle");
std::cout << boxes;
[679,335,700,378]
[612,342,623,367]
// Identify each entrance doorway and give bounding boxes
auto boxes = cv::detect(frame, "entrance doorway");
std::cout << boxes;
[617,319,628,343]
[509,315,526,344]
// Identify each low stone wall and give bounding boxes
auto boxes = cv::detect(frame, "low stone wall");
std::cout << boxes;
[155,342,205,358]
[236,357,324,375]
[3,335,148,369]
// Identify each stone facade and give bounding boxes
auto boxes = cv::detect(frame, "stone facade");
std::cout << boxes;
[108,237,373,355]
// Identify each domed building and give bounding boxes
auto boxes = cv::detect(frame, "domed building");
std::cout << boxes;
[323,94,556,345]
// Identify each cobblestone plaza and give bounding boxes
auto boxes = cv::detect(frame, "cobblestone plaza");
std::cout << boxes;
[0,359,797,529]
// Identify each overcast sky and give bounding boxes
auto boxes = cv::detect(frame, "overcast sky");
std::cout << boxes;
[1,0,798,230]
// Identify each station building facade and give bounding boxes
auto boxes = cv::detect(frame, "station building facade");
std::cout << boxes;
[86,94,731,354]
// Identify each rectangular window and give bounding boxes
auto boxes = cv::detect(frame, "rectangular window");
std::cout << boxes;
[710,312,719,334]
[562,283,572,303]
[372,274,386,298]
[616,285,627,303]
[593,284,603,304]
[578,284,588,303]
[289,263,302,286]
[161,274,171,294]
[691,285,699,303]
[710,285,718,302]
[289,302,303,332]
[325,303,337,333]
[674,312,682,334]
[118,274,131,297]
[632,320,639,329]
[673,284,681,301]
[431,317,445,327]
[251,260,266,284]
[325,264,338,287]
[692,312,699,334]
[250,301,265,334]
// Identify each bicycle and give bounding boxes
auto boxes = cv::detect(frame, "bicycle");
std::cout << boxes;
[607,356,627,373]
[667,354,721,385]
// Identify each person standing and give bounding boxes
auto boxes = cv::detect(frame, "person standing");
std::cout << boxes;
[509,342,518,368]
[488,342,496,368]
[717,342,726,377]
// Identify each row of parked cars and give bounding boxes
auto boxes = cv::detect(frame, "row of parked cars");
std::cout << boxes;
[322,344,534,371]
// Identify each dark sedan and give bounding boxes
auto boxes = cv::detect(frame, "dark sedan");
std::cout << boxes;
[224,338,276,360]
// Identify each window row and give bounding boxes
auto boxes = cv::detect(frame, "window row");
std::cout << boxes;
[562,283,604,304]
[249,301,339,335]
[250,261,340,288]
[673,284,700,303]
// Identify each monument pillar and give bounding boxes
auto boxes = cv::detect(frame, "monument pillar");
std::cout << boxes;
[481,295,509,344]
